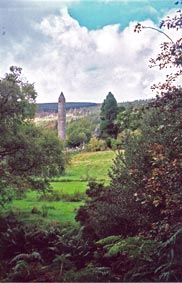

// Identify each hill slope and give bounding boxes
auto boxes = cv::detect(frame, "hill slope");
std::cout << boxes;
[37,102,98,113]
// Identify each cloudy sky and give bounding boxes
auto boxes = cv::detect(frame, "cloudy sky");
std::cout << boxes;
[0,0,179,103]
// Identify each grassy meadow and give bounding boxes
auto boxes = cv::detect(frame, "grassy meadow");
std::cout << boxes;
[4,150,115,226]
[59,150,115,182]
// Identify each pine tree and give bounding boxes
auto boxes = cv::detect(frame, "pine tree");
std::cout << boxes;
[99,92,118,139]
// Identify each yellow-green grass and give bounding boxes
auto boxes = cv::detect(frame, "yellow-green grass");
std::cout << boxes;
[3,150,115,226]
[51,181,88,194]
[59,150,115,182]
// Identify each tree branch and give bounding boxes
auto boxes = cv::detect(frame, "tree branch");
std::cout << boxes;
[143,26,174,43]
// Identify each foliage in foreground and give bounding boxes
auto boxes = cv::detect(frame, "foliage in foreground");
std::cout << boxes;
[0,67,67,206]
[0,213,182,282]
[0,216,96,282]
[75,5,182,281]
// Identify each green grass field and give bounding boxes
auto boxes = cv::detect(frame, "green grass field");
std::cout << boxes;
[4,150,115,226]
[57,150,115,182]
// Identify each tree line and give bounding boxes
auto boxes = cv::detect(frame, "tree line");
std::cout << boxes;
[37,102,97,113]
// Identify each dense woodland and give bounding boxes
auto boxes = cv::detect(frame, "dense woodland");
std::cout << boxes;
[37,102,97,113]
[0,3,182,282]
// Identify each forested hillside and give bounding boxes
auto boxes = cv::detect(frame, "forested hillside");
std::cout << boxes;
[37,102,98,113]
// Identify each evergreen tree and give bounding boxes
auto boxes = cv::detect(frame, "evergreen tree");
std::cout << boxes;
[99,92,118,139]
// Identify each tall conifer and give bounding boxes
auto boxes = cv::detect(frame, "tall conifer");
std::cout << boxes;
[100,92,118,139]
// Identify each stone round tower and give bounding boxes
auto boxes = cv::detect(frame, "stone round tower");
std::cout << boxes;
[58,92,66,140]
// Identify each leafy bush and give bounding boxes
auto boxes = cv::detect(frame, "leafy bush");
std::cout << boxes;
[87,137,107,152]
[66,118,94,147]
[97,235,157,258]
[76,181,140,239]
[0,215,95,282]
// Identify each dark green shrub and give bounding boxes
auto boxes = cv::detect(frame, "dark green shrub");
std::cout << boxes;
[76,181,139,239]
[63,264,110,282]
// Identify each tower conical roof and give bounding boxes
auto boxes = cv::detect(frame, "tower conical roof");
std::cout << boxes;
[58,92,65,103]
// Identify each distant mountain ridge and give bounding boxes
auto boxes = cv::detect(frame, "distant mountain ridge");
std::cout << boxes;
[36,99,150,114]
[37,102,98,113]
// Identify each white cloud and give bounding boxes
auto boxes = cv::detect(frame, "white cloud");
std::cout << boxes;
[1,7,180,103]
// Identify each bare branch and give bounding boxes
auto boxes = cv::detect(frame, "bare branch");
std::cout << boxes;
[143,26,174,43]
